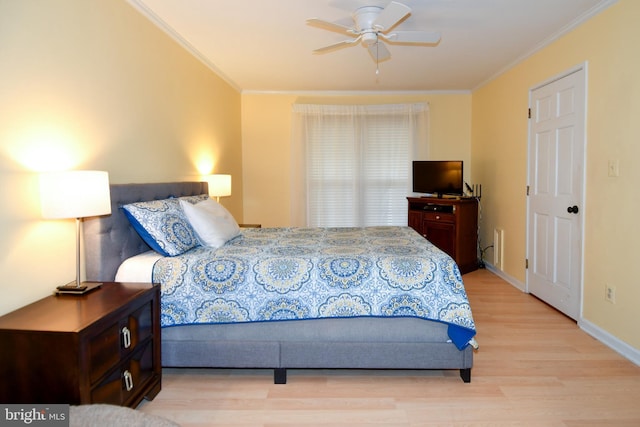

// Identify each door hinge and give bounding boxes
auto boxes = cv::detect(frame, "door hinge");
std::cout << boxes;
[528,108,531,119]
[526,185,530,196]
[525,259,529,269]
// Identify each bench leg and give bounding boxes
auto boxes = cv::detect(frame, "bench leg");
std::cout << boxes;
[460,368,471,383]
[274,368,287,384]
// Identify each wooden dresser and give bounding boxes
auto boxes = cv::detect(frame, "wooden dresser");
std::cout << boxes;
[407,197,479,274]
[0,282,161,408]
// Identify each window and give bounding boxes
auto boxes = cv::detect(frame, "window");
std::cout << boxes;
[291,103,429,227]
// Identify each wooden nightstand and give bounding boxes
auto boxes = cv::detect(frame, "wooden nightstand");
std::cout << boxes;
[0,282,161,408]
[239,223,261,228]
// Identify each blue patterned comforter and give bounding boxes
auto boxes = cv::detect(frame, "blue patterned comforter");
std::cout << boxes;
[153,226,476,349]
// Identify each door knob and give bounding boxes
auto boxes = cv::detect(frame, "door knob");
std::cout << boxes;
[567,205,579,214]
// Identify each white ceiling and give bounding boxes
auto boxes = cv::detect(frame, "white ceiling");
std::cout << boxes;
[127,0,614,93]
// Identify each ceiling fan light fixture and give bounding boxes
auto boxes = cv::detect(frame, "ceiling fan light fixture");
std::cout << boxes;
[361,31,378,45]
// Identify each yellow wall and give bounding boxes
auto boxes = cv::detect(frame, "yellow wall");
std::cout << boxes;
[472,0,640,350]
[241,93,472,227]
[0,0,242,315]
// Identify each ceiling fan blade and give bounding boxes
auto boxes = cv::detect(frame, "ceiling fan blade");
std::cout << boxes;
[313,37,361,54]
[385,31,441,44]
[368,42,391,62]
[373,1,410,32]
[307,18,356,35]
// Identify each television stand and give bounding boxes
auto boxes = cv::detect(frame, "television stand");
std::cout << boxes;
[407,197,478,274]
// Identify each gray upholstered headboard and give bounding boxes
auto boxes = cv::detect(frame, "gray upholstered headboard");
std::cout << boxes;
[83,181,208,282]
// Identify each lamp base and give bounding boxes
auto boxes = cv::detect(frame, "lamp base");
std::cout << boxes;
[55,281,103,295]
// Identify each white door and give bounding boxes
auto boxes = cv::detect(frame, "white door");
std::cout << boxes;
[527,66,586,320]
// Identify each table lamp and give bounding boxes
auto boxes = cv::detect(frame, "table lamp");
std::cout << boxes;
[206,174,232,202]
[40,170,111,294]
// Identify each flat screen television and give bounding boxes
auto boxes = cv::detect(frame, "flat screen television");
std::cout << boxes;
[412,160,463,197]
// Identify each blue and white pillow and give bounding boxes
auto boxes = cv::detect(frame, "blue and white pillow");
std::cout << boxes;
[123,194,209,256]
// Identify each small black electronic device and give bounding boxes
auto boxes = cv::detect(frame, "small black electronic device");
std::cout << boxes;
[412,160,463,197]
[465,182,474,194]
[423,204,454,213]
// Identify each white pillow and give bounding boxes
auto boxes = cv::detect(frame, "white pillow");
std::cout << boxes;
[179,198,240,248]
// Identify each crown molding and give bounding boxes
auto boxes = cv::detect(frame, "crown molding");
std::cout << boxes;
[240,89,471,96]
[473,0,619,91]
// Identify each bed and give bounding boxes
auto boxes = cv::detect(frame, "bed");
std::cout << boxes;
[83,182,476,383]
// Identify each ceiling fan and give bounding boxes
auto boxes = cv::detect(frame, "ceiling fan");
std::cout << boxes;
[307,1,441,63]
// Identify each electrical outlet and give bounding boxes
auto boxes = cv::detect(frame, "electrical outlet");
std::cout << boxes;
[608,159,620,177]
[605,284,616,303]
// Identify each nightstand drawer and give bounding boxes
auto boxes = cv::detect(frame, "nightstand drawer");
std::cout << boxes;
[91,338,156,406]
[89,323,121,384]
[89,299,154,384]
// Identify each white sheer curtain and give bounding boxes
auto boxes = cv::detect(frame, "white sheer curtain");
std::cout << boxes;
[290,103,429,227]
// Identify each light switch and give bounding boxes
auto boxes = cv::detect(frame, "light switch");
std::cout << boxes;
[608,159,619,177]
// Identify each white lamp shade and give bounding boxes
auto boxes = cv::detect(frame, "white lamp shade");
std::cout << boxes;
[206,174,232,198]
[40,170,112,219]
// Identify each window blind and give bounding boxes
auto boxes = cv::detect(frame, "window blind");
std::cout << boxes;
[291,103,428,227]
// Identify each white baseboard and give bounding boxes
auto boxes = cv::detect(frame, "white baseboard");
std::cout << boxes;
[484,263,526,291]
[479,263,640,367]
[579,318,640,367]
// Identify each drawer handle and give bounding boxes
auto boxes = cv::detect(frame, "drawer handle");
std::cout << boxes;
[121,326,131,349]
[123,370,134,391]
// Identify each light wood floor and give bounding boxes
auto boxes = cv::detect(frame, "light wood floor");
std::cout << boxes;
[138,269,640,426]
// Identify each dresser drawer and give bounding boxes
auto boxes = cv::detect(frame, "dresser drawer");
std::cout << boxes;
[423,211,455,223]
[89,299,154,384]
